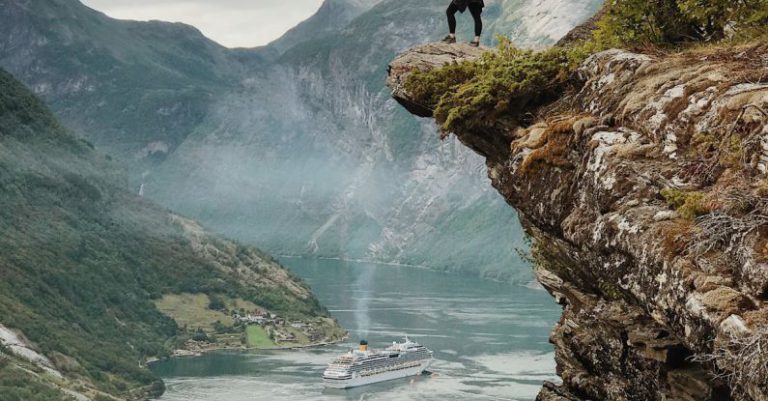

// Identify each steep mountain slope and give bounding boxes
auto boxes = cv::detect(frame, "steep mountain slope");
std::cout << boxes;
[269,0,385,53]
[0,0,256,174]
[0,68,340,400]
[483,0,604,47]
[0,0,602,281]
[147,0,604,280]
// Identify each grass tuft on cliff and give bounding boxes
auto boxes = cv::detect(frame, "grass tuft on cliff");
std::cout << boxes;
[406,40,578,135]
[660,188,711,220]
[404,0,768,137]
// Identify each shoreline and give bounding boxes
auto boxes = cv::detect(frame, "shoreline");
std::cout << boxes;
[146,335,349,365]
[277,254,543,288]
[276,254,431,270]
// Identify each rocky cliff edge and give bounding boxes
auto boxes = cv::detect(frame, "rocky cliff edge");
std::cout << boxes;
[388,42,768,400]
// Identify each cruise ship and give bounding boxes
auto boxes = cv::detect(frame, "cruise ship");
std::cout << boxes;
[322,338,433,388]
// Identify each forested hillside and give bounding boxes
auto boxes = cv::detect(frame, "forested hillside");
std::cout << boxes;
[0,68,339,400]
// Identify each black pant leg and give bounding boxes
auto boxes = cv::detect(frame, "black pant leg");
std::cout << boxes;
[468,4,483,36]
[446,3,458,34]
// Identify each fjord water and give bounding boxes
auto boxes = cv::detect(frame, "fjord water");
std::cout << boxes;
[152,259,561,400]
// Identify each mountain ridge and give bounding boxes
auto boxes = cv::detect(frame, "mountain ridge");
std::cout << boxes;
[0,0,602,281]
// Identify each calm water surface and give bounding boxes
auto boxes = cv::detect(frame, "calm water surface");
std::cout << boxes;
[152,258,561,401]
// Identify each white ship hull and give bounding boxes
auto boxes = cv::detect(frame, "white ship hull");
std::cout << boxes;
[323,359,432,389]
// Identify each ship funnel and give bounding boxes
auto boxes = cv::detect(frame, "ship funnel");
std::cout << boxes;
[359,340,368,352]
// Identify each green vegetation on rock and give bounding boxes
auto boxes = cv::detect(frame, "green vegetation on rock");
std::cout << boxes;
[595,0,768,46]
[406,40,576,135]
[661,188,710,219]
[405,0,768,139]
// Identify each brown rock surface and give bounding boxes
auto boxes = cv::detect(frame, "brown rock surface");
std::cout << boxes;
[388,42,768,400]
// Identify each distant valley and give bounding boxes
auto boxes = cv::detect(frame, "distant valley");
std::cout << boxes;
[0,67,343,400]
[0,0,602,282]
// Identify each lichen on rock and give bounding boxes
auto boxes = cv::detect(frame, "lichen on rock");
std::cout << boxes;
[388,40,768,401]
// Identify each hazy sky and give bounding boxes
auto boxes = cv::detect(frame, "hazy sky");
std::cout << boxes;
[81,0,325,48]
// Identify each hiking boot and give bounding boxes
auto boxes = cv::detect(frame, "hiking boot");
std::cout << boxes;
[469,40,480,47]
[442,35,457,44]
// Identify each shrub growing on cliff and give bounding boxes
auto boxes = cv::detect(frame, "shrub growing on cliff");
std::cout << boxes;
[404,0,767,142]
[661,188,710,219]
[406,39,575,135]
[694,325,768,399]
[595,0,768,46]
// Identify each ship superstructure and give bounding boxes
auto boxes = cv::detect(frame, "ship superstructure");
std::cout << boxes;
[322,338,433,388]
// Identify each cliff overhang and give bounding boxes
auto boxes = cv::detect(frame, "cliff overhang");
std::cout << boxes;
[387,42,486,118]
[388,42,768,401]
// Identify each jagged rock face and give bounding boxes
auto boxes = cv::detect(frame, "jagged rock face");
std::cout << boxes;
[389,44,768,400]
[269,0,386,53]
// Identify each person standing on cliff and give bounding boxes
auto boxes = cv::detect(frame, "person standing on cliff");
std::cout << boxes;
[442,0,484,47]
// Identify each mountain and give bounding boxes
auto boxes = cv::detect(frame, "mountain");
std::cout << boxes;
[0,0,254,172]
[0,0,603,282]
[483,0,604,46]
[268,0,385,53]
[147,0,605,280]
[0,68,341,400]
